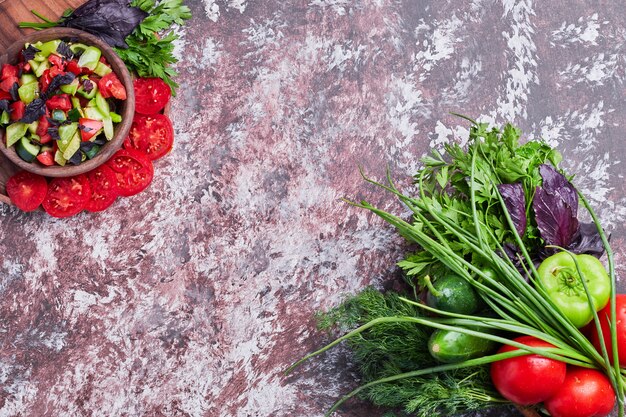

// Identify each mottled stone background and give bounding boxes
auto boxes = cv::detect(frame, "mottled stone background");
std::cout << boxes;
[1,0,626,416]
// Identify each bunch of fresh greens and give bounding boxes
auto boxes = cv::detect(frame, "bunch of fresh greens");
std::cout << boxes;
[287,118,624,417]
[18,0,191,93]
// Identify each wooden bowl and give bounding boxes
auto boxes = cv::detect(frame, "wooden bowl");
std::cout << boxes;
[0,28,134,177]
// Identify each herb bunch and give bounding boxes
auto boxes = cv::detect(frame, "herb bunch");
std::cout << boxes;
[288,118,625,417]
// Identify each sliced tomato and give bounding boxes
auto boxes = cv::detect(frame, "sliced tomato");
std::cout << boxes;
[5,171,48,212]
[79,118,103,142]
[42,175,91,218]
[133,77,170,115]
[99,72,126,100]
[66,60,82,76]
[1,64,19,80]
[0,76,18,93]
[46,94,72,111]
[85,164,119,212]
[106,148,154,197]
[124,113,173,160]
[10,101,25,121]
[36,150,55,166]
[48,54,65,69]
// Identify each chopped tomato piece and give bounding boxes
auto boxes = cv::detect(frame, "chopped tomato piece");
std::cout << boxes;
[79,118,103,142]
[99,72,126,100]
[1,64,19,80]
[10,101,25,121]
[40,69,52,92]
[0,90,11,100]
[36,115,50,136]
[39,133,52,145]
[6,171,48,212]
[49,65,65,79]
[19,62,31,73]
[48,54,65,69]
[36,150,55,166]
[46,94,72,111]
[0,76,18,93]
[66,60,82,76]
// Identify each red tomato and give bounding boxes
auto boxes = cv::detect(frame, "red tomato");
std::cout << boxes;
[1,64,18,80]
[48,54,65,69]
[106,148,154,197]
[0,76,18,93]
[38,134,52,145]
[49,65,65,79]
[66,60,82,76]
[10,101,25,121]
[46,94,72,111]
[98,72,126,100]
[133,77,170,114]
[124,113,174,160]
[36,115,50,137]
[42,175,91,218]
[490,336,566,405]
[0,90,11,100]
[19,62,31,73]
[40,69,52,92]
[78,118,103,142]
[544,367,615,417]
[36,150,55,166]
[5,171,48,212]
[591,294,626,366]
[85,164,119,212]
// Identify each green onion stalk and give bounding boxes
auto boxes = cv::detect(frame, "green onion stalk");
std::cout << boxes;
[287,124,625,416]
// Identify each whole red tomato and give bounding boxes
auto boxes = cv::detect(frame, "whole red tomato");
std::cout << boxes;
[490,335,566,405]
[544,367,615,417]
[591,294,626,366]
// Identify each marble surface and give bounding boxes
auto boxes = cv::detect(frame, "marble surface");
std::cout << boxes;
[1,1,626,416]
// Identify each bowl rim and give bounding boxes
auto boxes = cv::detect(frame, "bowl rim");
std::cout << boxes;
[0,27,135,178]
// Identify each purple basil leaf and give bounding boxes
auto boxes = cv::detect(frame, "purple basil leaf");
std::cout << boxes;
[22,45,40,62]
[82,79,94,93]
[44,73,76,97]
[568,222,608,257]
[61,0,148,48]
[20,98,46,124]
[56,41,74,60]
[533,165,579,247]
[9,82,19,102]
[498,183,527,237]
[48,127,61,141]
[0,99,9,113]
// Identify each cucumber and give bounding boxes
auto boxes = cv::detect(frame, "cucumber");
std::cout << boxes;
[6,122,29,147]
[16,136,41,162]
[425,273,480,315]
[83,144,101,159]
[428,329,496,364]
